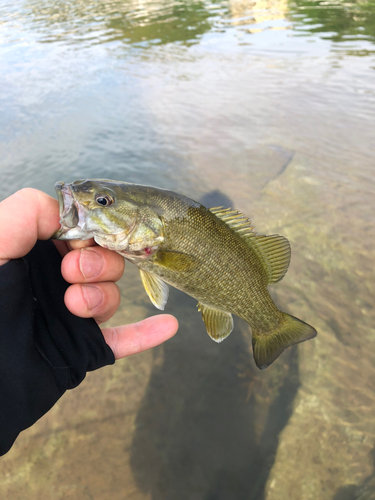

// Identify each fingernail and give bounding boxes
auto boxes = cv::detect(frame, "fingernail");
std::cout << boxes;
[80,248,104,279]
[82,285,104,310]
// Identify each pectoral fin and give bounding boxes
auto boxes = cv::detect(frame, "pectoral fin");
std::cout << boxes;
[154,250,198,272]
[139,269,169,310]
[198,303,234,342]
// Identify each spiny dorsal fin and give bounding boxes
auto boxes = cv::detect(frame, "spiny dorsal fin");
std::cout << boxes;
[210,206,290,284]
[209,207,255,237]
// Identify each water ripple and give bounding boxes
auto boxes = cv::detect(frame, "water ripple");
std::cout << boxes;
[1,0,375,50]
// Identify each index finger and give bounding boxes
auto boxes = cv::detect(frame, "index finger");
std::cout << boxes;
[61,246,125,284]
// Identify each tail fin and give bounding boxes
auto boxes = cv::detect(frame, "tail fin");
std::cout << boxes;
[252,313,317,370]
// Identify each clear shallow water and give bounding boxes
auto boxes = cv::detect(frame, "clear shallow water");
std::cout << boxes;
[0,0,375,499]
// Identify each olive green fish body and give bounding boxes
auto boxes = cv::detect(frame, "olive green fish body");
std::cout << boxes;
[53,179,317,369]
[140,204,279,328]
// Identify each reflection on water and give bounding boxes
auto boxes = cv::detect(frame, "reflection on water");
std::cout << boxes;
[2,0,375,49]
[20,0,220,46]
[290,0,375,44]
[226,0,288,31]
[0,0,375,499]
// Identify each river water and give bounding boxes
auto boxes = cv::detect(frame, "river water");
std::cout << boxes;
[1,0,375,499]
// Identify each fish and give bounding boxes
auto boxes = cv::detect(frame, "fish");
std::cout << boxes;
[53,179,317,369]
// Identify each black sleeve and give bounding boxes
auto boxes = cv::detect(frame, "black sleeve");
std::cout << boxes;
[0,239,115,456]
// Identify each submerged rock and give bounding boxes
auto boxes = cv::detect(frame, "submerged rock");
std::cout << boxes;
[256,154,375,500]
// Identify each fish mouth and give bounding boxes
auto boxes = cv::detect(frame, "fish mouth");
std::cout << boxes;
[55,181,78,228]
[52,181,92,240]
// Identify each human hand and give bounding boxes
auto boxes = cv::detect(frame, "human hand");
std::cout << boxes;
[0,188,178,359]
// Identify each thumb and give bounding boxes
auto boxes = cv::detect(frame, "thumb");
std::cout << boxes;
[0,188,60,265]
[101,315,179,360]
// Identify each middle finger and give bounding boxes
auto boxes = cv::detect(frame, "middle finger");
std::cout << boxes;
[61,246,125,284]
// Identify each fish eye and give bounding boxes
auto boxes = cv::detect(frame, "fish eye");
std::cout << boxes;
[95,194,114,207]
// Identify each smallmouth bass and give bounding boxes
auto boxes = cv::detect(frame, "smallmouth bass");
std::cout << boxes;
[53,179,317,369]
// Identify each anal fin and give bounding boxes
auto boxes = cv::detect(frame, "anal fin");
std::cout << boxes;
[198,303,234,342]
[139,269,169,310]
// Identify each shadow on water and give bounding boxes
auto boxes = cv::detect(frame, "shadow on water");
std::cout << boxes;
[129,191,301,499]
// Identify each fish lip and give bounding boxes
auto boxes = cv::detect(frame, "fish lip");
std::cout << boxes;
[55,181,65,215]
[54,181,79,232]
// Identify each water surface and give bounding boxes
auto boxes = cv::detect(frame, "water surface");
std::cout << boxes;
[0,0,374,498]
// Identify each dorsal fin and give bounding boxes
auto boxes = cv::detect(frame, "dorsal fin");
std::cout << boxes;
[209,207,255,237]
[210,206,291,284]
[250,234,291,284]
